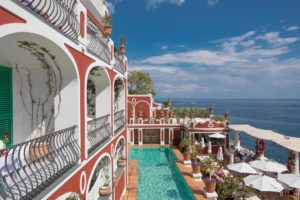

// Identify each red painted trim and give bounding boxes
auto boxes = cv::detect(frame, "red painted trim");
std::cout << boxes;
[0,6,26,25]
[80,11,85,38]
[65,44,95,161]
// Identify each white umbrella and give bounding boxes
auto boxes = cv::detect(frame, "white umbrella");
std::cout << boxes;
[243,175,284,193]
[277,174,300,188]
[201,137,205,149]
[217,146,224,161]
[208,141,212,154]
[250,160,288,173]
[209,133,226,139]
[227,162,257,174]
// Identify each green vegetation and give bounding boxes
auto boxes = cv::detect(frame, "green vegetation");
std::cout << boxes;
[216,175,251,200]
[179,138,191,153]
[172,107,211,118]
[128,70,156,95]
[211,115,225,122]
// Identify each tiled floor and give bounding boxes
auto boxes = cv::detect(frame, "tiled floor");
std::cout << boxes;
[172,147,208,200]
[124,160,138,200]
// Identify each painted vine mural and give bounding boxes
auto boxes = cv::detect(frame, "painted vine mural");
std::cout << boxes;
[16,41,63,137]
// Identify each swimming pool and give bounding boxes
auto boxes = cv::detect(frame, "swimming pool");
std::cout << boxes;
[129,147,195,200]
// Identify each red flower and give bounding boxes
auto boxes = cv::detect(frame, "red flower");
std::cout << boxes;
[2,132,8,137]
[1,151,7,157]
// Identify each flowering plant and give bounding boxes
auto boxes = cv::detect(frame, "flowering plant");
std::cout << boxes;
[2,132,9,146]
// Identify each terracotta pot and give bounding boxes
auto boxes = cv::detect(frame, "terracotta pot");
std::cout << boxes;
[30,141,48,161]
[183,152,190,161]
[99,186,111,196]
[117,159,126,167]
[192,165,200,174]
[104,25,112,36]
[205,181,217,193]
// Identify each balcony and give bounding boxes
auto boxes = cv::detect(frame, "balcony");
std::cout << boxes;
[114,54,126,75]
[86,17,111,64]
[14,0,80,41]
[114,110,125,134]
[0,126,80,200]
[87,115,111,155]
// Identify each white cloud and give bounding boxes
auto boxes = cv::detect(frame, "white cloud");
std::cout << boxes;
[160,45,168,50]
[256,32,298,47]
[287,26,299,31]
[129,30,300,98]
[106,2,115,14]
[147,0,185,9]
[207,0,219,7]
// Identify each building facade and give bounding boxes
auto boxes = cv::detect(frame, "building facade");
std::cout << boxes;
[127,94,229,154]
[0,0,127,199]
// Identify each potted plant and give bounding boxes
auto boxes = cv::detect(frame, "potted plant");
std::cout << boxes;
[117,156,126,167]
[65,193,79,200]
[119,37,126,55]
[179,138,191,161]
[99,172,111,196]
[191,160,201,174]
[201,157,219,193]
[103,14,112,37]
[216,175,249,200]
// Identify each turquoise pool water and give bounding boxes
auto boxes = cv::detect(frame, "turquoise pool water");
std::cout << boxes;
[129,147,195,200]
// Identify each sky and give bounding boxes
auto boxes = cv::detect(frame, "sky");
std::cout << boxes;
[109,0,300,99]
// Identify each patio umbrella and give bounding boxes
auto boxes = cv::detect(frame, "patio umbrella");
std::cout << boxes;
[250,160,288,173]
[217,146,224,161]
[208,141,212,154]
[277,174,300,188]
[209,133,226,139]
[243,175,284,193]
[201,137,205,149]
[227,162,257,174]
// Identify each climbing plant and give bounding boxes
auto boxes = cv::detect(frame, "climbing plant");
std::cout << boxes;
[16,41,63,137]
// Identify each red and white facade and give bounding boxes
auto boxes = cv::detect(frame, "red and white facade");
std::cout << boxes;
[0,0,127,199]
[128,94,229,154]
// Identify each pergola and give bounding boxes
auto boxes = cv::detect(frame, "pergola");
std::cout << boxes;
[229,124,300,174]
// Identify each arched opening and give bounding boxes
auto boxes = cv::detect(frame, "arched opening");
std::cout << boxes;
[113,137,126,173]
[87,155,112,200]
[113,78,125,134]
[86,67,112,155]
[0,32,80,199]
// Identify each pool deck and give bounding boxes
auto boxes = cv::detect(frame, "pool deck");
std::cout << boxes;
[172,147,207,200]
[124,160,138,200]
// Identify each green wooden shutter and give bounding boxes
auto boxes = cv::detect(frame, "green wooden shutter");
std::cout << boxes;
[0,66,12,147]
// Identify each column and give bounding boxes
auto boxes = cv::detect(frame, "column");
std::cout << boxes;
[234,130,241,150]
[160,128,165,145]
[138,129,143,145]
[294,151,299,175]
[170,129,173,145]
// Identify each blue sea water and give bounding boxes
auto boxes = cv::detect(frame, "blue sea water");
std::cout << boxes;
[158,99,300,165]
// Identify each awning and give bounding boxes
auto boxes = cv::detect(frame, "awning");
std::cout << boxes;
[230,124,300,152]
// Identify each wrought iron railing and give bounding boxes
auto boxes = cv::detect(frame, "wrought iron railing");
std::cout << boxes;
[86,17,111,64]
[16,0,80,41]
[87,115,111,154]
[114,55,126,75]
[114,110,125,134]
[0,126,80,200]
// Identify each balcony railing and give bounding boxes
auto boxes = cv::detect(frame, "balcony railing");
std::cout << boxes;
[87,115,111,154]
[86,17,111,64]
[114,110,125,134]
[0,126,80,200]
[114,55,126,75]
[15,0,80,41]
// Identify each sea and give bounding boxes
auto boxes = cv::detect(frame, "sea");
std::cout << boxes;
[157,99,300,166]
